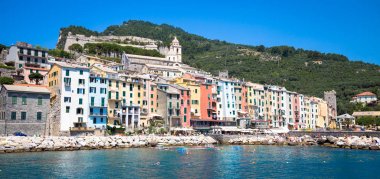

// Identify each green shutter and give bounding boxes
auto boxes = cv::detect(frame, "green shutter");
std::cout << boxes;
[12,96,17,104]
[11,112,16,120]
[38,97,42,105]
[22,96,27,105]
[37,112,42,120]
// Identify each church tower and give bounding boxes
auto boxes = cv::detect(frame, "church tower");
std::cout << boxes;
[166,36,182,63]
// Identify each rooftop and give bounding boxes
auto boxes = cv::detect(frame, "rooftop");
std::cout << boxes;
[3,84,50,94]
[52,61,89,70]
[356,91,376,97]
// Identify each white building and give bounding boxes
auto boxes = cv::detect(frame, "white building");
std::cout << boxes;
[48,62,90,133]
[5,42,50,69]
[122,37,182,71]
[299,95,307,129]
[352,91,377,103]
[120,105,140,131]
[216,78,236,121]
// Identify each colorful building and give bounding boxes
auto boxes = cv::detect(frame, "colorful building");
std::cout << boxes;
[47,62,90,135]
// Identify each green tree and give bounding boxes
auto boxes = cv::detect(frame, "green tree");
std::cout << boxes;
[68,43,83,53]
[48,49,72,58]
[0,44,6,52]
[0,77,14,85]
[29,73,44,85]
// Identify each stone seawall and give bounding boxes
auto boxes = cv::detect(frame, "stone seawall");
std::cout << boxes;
[208,134,380,150]
[288,131,380,138]
[0,135,217,154]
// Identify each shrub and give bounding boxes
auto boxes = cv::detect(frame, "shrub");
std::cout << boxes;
[0,77,14,85]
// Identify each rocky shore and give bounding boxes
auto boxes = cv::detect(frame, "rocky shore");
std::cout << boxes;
[0,135,217,153]
[228,135,380,150]
[2,134,380,154]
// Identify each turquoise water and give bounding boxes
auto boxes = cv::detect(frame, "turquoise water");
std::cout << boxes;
[0,145,380,178]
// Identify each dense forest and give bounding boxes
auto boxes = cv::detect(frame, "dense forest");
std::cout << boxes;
[57,20,380,114]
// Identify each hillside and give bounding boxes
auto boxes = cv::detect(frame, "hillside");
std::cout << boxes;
[57,20,380,114]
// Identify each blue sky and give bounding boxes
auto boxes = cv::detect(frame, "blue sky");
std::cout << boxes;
[1,0,380,64]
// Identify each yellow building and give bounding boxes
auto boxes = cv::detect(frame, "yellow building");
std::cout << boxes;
[316,98,328,128]
[174,74,201,119]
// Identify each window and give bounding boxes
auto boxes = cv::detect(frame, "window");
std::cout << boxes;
[12,96,17,104]
[116,81,119,87]
[22,96,27,105]
[79,79,85,85]
[123,91,126,97]
[90,87,96,93]
[184,107,187,113]
[66,70,70,76]
[76,108,84,114]
[150,94,153,98]
[184,116,187,122]
[100,88,106,94]
[21,112,26,120]
[195,89,198,93]
[11,112,16,120]
[66,106,70,113]
[80,70,83,75]
[101,98,105,106]
[64,97,71,103]
[79,98,83,105]
[64,77,71,86]
[37,112,42,120]
[77,88,85,94]
[93,118,97,124]
[38,97,42,105]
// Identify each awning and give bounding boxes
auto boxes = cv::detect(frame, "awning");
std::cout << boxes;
[170,128,194,131]
[336,113,355,119]
[190,119,230,122]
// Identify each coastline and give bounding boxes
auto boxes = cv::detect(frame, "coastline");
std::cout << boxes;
[1,134,380,154]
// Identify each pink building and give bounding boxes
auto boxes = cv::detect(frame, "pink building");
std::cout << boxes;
[22,66,48,85]
[291,93,301,130]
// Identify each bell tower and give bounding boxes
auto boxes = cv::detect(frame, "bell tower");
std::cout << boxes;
[167,36,182,63]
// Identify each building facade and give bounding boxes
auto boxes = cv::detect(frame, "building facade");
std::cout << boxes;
[0,84,50,136]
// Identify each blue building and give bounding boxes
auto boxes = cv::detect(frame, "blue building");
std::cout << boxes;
[88,74,108,129]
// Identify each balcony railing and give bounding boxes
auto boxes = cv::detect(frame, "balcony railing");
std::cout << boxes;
[70,127,94,132]
[89,113,107,116]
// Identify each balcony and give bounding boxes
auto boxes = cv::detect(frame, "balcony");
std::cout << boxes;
[70,126,94,132]
[89,112,107,116]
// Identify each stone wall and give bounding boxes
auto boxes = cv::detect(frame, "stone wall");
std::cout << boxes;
[0,90,50,136]
[288,131,380,138]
